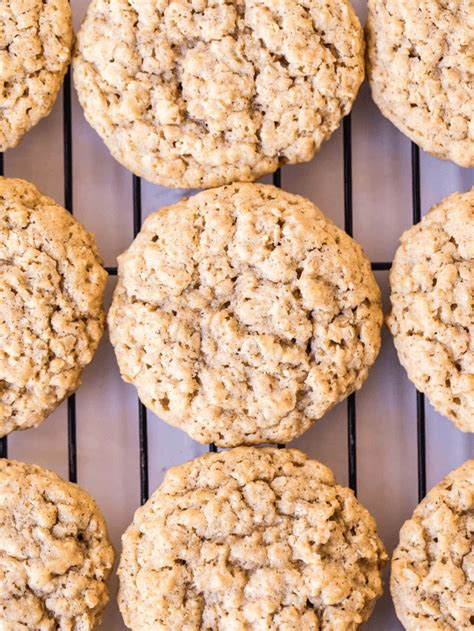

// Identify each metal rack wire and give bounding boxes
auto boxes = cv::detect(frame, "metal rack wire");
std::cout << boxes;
[132,175,150,505]
[64,68,77,485]
[0,93,427,507]
[411,144,427,501]
[343,116,358,494]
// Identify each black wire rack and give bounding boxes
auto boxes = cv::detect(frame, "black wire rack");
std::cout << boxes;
[0,88,427,504]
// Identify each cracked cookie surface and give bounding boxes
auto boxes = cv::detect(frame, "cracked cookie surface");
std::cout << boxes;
[387,189,474,432]
[73,0,364,189]
[118,447,388,630]
[0,0,73,151]
[366,0,474,168]
[0,459,115,629]
[108,183,382,447]
[391,460,474,630]
[0,177,107,437]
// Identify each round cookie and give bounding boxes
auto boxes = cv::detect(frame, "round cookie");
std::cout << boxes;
[0,177,108,437]
[387,189,474,432]
[0,0,73,151]
[108,183,382,447]
[0,459,115,629]
[118,447,388,630]
[391,460,474,630]
[73,0,364,189]
[366,0,474,168]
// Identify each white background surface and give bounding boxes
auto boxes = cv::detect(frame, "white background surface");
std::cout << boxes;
[4,0,474,628]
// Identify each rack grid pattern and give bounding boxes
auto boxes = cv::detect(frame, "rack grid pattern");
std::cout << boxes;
[0,79,427,506]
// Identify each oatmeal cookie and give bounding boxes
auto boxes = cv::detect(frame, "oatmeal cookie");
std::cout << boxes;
[108,183,382,447]
[0,459,115,629]
[387,189,474,432]
[73,0,364,188]
[0,177,108,437]
[391,460,474,630]
[0,0,73,150]
[366,0,474,167]
[118,447,388,630]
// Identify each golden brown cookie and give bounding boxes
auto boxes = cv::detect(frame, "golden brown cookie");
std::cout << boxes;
[0,459,115,629]
[73,0,364,188]
[387,189,474,432]
[108,183,382,447]
[367,0,473,167]
[391,460,474,630]
[0,177,108,437]
[0,0,73,150]
[119,447,388,630]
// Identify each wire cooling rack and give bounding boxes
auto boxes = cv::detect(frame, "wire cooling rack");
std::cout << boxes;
[4,6,474,628]
[2,1,474,628]
[0,78,428,508]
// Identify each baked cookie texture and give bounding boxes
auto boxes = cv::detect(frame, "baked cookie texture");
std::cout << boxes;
[73,0,364,189]
[0,459,115,629]
[108,183,382,447]
[118,447,388,630]
[391,460,474,630]
[387,189,474,432]
[0,177,108,437]
[0,0,73,151]
[366,0,474,168]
